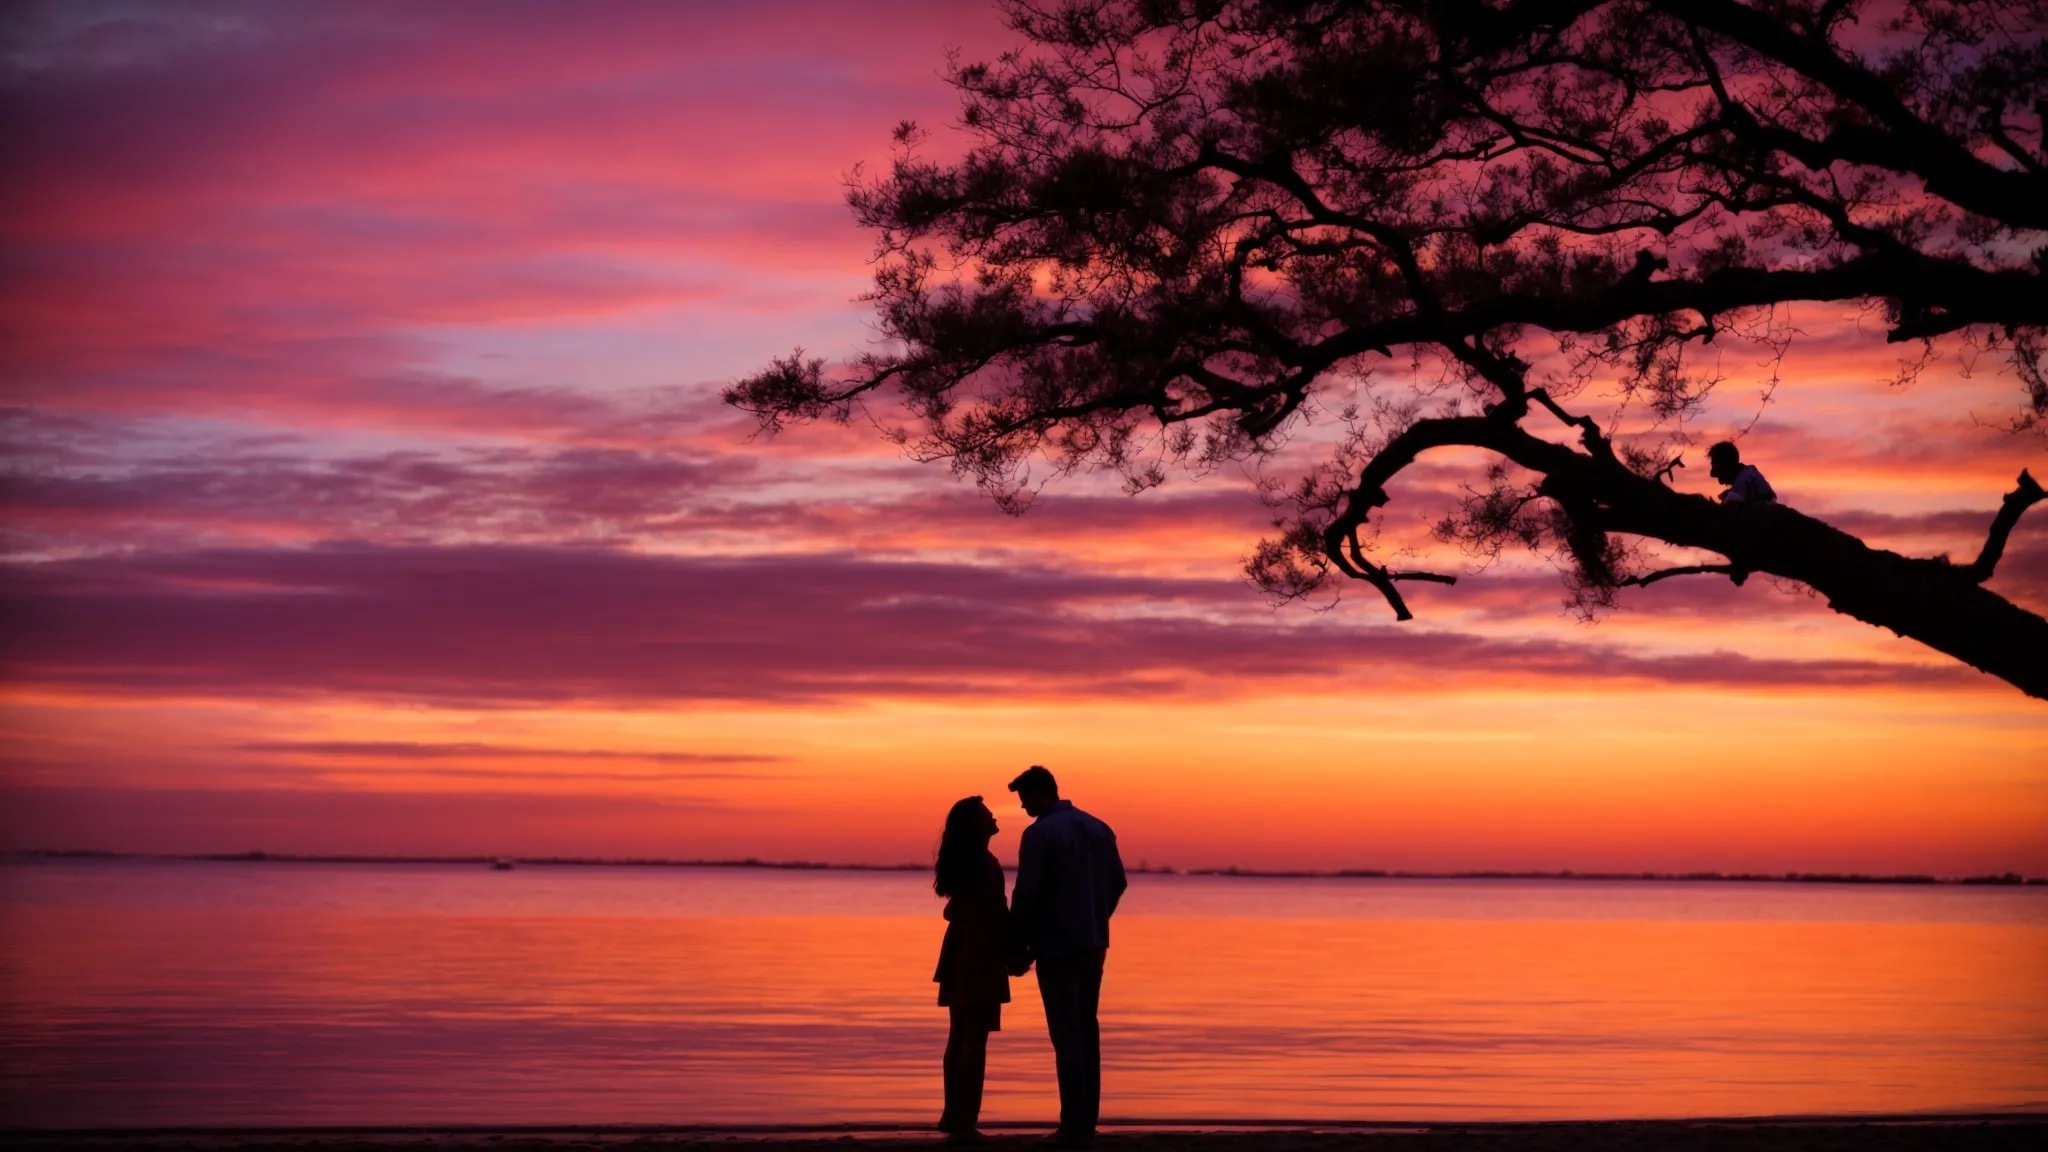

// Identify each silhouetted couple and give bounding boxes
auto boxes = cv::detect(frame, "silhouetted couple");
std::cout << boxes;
[932,766,1126,1147]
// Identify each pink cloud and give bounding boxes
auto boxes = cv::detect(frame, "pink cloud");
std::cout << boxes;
[2,1,1015,424]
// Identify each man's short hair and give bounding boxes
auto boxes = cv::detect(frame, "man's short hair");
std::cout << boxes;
[1708,441,1740,462]
[1008,765,1058,796]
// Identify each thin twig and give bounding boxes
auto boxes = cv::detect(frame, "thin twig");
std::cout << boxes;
[1621,563,1744,588]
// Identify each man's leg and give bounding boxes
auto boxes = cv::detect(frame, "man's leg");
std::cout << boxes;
[1036,954,1086,1139]
[1077,949,1104,1133]
[1037,951,1107,1142]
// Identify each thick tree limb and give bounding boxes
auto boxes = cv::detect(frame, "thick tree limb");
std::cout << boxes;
[1331,413,2048,699]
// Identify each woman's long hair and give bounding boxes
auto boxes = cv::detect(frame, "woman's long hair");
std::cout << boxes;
[933,796,990,897]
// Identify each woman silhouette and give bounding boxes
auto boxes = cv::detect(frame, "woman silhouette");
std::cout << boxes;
[933,795,1011,1142]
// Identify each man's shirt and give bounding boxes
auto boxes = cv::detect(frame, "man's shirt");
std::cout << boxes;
[1011,800,1127,959]
[1720,464,1777,505]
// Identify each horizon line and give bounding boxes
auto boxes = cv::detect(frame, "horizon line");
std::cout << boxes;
[8,849,2043,886]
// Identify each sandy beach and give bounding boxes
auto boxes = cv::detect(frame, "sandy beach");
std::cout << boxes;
[13,1121,2046,1152]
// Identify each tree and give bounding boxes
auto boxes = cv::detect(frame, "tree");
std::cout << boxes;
[731,0,2048,699]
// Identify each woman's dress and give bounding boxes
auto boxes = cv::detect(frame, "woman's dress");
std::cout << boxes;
[933,850,1011,1028]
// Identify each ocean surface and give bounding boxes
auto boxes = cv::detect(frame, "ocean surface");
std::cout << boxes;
[2,858,2044,1128]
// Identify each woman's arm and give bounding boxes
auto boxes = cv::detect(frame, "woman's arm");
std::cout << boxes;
[984,852,1009,913]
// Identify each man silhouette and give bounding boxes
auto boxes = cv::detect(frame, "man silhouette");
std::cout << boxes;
[1006,766,1126,1149]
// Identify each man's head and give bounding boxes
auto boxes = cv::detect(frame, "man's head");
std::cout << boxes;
[1007,765,1059,817]
[1707,441,1742,485]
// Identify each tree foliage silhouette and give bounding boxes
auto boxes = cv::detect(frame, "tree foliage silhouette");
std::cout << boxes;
[733,0,2048,699]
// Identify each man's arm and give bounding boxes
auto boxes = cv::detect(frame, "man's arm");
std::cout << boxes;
[1105,829,1127,916]
[1009,827,1045,972]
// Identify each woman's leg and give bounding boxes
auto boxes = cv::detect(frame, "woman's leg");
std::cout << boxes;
[941,1006,992,1132]
[941,1009,965,1130]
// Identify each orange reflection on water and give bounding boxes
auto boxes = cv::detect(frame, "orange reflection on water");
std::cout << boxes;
[1107,915,2045,1118]
[2,863,2042,1126]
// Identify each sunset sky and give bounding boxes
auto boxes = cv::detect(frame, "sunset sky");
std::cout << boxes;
[3,0,2045,875]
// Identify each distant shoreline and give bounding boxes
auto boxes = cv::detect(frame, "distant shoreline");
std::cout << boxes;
[8,848,2043,886]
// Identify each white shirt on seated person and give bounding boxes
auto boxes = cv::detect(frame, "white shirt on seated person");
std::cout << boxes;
[1721,463,1776,504]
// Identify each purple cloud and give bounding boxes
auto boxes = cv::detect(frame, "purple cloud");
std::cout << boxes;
[0,544,1983,705]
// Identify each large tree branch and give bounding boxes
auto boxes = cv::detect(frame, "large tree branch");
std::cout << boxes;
[1329,411,2048,699]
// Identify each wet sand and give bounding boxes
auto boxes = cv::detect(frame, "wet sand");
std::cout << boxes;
[12,1120,2044,1152]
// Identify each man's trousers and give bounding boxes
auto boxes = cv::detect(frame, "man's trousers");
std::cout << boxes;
[1034,948,1106,1136]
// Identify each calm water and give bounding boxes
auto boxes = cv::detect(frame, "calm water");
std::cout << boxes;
[2,858,2044,1127]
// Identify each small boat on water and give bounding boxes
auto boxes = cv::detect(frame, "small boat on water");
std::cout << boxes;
[490,858,515,871]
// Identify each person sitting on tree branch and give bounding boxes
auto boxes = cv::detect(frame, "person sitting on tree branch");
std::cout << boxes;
[1708,442,1776,506]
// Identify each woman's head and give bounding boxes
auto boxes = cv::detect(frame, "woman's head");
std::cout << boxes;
[934,795,998,897]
